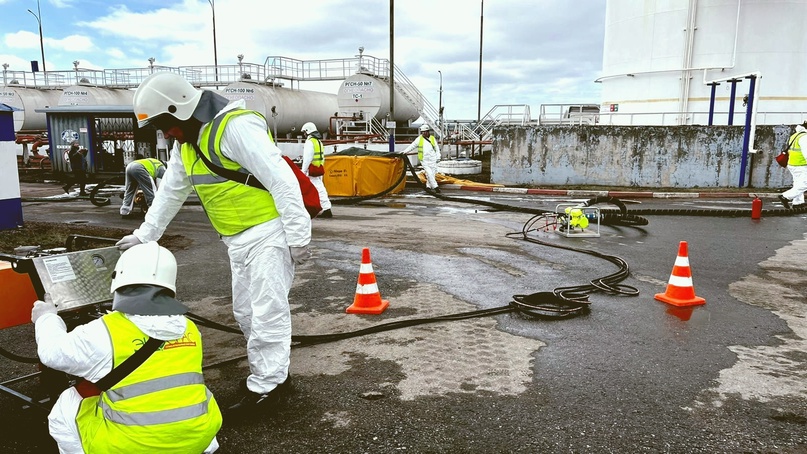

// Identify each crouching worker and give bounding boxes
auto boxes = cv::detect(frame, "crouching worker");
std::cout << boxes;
[31,242,222,454]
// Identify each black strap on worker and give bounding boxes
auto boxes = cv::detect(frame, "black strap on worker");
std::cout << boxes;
[191,143,266,190]
[94,337,163,391]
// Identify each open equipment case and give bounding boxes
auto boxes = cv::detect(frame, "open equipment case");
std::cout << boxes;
[0,235,120,410]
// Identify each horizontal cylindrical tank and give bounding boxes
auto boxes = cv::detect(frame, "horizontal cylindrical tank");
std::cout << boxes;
[337,74,421,123]
[0,86,62,132]
[600,0,807,126]
[220,82,338,137]
[58,86,133,106]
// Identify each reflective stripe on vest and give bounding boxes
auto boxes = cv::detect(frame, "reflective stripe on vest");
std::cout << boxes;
[99,389,215,426]
[788,132,807,166]
[77,312,221,452]
[180,109,280,236]
[309,137,324,166]
[417,135,437,160]
[135,158,164,178]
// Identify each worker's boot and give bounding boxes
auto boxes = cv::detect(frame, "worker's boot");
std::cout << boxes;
[227,375,293,418]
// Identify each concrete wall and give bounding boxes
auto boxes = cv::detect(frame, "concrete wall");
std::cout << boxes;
[491,125,793,189]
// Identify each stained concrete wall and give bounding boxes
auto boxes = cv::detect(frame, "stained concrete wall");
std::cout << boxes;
[491,125,794,189]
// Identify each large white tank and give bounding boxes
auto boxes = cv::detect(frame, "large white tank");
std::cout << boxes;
[0,86,62,132]
[337,73,421,123]
[221,82,338,137]
[600,0,807,126]
[58,86,133,106]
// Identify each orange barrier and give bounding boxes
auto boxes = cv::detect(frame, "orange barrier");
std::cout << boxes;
[346,248,390,315]
[654,241,706,307]
[0,262,38,329]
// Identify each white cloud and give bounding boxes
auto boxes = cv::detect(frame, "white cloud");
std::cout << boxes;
[51,34,94,52]
[4,31,41,50]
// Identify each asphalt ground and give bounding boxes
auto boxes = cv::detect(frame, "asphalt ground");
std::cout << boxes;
[1,181,807,453]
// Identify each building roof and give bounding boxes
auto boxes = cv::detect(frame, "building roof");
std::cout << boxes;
[34,105,133,114]
[0,103,22,112]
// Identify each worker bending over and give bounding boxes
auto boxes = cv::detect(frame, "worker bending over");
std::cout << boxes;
[120,155,166,218]
[117,72,311,417]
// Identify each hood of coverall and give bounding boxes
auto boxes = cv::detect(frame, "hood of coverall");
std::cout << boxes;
[113,284,189,316]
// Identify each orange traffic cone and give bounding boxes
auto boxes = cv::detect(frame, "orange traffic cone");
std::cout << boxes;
[346,248,390,314]
[654,241,706,307]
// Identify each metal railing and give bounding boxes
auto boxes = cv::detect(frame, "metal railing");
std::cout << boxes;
[597,111,807,126]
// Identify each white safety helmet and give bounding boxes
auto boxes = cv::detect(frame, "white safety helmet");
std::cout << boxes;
[111,242,177,294]
[301,122,318,134]
[133,72,202,128]
[419,124,430,132]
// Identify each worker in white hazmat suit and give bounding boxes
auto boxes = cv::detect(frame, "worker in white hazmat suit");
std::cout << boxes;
[403,124,441,193]
[300,122,333,218]
[32,242,222,453]
[120,155,166,218]
[116,72,312,416]
[779,121,807,209]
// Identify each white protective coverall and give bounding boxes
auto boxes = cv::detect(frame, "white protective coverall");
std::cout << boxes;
[131,99,311,395]
[403,133,441,190]
[120,159,165,215]
[783,125,807,205]
[35,312,219,454]
[301,135,332,211]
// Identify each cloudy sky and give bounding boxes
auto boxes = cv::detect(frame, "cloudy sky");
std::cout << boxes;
[0,0,606,120]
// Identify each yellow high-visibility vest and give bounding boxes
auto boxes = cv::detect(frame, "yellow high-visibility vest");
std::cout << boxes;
[788,132,807,166]
[135,158,164,178]
[308,137,324,166]
[417,135,438,160]
[77,311,221,453]
[181,109,280,235]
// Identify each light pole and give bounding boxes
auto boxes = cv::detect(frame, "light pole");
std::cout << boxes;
[73,60,79,83]
[148,57,156,74]
[207,0,219,82]
[27,0,46,73]
[476,0,484,158]
[438,70,443,148]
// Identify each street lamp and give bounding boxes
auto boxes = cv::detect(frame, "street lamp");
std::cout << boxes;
[207,0,219,82]
[27,0,46,73]
[148,57,156,74]
[73,60,79,83]
[438,70,443,148]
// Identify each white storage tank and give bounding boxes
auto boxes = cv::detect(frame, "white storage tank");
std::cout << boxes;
[58,86,133,106]
[0,86,62,132]
[221,82,338,137]
[337,73,421,123]
[599,0,807,126]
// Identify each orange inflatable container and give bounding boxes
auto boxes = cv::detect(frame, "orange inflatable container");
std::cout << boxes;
[323,152,406,197]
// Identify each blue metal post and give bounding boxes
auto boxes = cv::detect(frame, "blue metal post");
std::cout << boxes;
[738,75,756,187]
[728,79,739,125]
[707,83,718,126]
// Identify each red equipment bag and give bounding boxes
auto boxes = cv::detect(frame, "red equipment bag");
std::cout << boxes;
[776,151,789,168]
[308,164,325,177]
[282,156,323,218]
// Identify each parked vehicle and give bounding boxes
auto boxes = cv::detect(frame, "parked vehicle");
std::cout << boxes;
[539,104,600,125]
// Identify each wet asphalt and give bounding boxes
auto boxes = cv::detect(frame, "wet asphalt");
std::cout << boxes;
[1,182,806,453]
